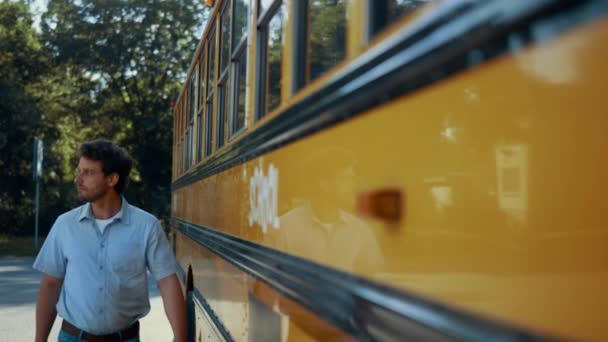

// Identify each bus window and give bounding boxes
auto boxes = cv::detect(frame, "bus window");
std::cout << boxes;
[232,48,247,135]
[180,100,186,174]
[255,0,286,120]
[198,53,205,111]
[188,73,196,167]
[230,0,248,137]
[183,95,189,170]
[206,26,217,157]
[207,27,216,95]
[205,93,213,157]
[174,103,179,175]
[172,112,177,177]
[220,1,232,73]
[258,0,273,16]
[233,0,249,51]
[197,52,205,162]
[370,0,433,38]
[217,76,229,148]
[309,0,346,83]
[217,1,232,149]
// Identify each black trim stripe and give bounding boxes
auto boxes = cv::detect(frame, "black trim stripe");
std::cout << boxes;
[177,264,235,342]
[172,0,608,191]
[172,218,560,341]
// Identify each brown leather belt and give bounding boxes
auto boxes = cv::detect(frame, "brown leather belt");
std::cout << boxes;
[61,320,139,342]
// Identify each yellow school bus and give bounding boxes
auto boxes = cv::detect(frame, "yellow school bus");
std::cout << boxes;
[170,0,608,340]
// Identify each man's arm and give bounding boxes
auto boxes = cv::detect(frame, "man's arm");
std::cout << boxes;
[35,273,63,342]
[157,273,187,342]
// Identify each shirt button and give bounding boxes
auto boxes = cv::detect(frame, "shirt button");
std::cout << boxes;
[101,243,105,248]
[99,265,103,270]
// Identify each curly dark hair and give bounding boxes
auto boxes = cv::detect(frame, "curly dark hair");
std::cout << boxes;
[77,139,133,194]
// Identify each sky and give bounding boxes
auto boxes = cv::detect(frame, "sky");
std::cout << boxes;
[30,0,48,31]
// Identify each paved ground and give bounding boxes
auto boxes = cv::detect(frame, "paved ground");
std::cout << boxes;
[0,257,173,341]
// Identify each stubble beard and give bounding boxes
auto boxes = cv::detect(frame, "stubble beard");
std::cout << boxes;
[77,185,109,203]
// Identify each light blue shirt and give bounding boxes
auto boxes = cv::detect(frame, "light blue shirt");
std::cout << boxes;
[33,198,177,334]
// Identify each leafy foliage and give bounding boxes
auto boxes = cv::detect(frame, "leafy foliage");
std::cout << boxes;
[0,0,206,235]
[41,0,205,221]
[0,1,48,235]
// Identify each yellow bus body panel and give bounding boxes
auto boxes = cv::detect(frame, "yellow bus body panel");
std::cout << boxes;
[173,18,608,341]
[174,230,354,341]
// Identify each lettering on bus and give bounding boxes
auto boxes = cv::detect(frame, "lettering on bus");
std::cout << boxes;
[248,160,280,233]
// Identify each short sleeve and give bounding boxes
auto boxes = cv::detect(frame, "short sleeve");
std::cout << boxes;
[33,218,67,279]
[145,220,178,281]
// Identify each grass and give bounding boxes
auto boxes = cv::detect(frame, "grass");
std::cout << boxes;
[0,235,42,257]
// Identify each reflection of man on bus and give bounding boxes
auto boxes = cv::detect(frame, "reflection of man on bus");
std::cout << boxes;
[34,139,186,342]
[278,146,383,272]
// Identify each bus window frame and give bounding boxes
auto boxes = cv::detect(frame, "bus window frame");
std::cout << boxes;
[177,101,181,175]
[232,0,249,52]
[205,23,217,158]
[197,50,206,163]
[255,0,284,121]
[180,99,186,174]
[174,103,179,176]
[367,0,434,41]
[217,0,232,150]
[229,40,247,140]
[228,0,249,141]
[291,0,307,94]
[188,73,196,168]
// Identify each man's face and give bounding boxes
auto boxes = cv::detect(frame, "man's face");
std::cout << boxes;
[74,157,114,202]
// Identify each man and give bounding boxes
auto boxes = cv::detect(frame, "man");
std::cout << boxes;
[33,139,186,342]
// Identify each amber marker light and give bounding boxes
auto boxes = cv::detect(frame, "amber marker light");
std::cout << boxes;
[357,188,403,224]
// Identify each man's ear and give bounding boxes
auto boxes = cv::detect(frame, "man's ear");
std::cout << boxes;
[107,173,119,188]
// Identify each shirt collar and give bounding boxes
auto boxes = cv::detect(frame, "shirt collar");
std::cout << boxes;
[78,197,130,224]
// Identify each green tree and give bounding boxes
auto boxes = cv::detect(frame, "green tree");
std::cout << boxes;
[0,0,205,236]
[0,1,96,236]
[0,1,48,235]
[41,0,206,221]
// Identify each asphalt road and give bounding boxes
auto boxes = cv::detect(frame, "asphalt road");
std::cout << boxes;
[0,257,173,341]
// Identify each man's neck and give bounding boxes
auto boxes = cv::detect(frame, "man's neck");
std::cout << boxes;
[90,193,122,219]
